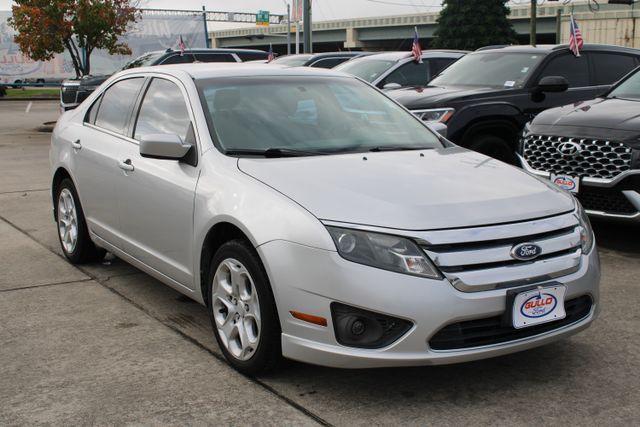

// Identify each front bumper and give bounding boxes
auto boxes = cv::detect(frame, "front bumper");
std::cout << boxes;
[258,239,600,369]
[518,153,640,223]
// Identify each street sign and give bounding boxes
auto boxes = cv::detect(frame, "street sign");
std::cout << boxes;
[256,10,270,26]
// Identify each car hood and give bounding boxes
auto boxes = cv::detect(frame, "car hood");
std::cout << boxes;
[533,97,640,130]
[237,148,574,230]
[386,85,500,109]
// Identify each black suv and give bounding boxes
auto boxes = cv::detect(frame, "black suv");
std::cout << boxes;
[60,48,269,110]
[387,44,640,164]
[519,66,640,223]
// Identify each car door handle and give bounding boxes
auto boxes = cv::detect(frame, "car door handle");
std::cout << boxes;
[71,139,82,150]
[118,159,134,172]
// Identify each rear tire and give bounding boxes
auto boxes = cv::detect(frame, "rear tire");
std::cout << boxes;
[469,134,517,165]
[55,178,105,264]
[207,239,282,375]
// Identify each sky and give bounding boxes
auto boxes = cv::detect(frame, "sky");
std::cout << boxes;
[0,0,446,27]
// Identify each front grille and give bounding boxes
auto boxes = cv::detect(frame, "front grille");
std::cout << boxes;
[577,189,638,215]
[60,85,79,105]
[421,212,582,292]
[429,295,592,350]
[522,134,633,180]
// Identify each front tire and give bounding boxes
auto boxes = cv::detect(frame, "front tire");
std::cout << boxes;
[55,178,104,264]
[207,240,282,375]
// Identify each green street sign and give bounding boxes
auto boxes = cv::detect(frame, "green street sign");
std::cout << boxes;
[256,10,270,27]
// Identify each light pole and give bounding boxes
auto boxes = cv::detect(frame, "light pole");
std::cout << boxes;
[303,0,312,53]
[530,0,537,46]
[286,2,291,55]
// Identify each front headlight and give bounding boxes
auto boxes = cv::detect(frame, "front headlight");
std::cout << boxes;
[327,227,442,279]
[412,108,455,124]
[575,201,594,254]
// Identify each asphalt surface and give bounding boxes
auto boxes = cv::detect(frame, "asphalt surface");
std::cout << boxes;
[1,100,639,425]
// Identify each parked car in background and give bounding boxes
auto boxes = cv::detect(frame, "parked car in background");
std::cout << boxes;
[51,63,599,374]
[270,51,374,68]
[387,44,640,164]
[59,48,269,110]
[334,50,467,89]
[519,66,640,222]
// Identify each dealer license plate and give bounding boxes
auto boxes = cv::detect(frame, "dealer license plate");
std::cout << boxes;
[550,174,580,193]
[512,285,567,329]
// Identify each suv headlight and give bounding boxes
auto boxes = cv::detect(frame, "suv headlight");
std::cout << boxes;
[412,108,454,124]
[327,227,442,279]
[575,201,594,254]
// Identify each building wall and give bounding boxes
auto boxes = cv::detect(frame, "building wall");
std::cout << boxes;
[560,11,640,48]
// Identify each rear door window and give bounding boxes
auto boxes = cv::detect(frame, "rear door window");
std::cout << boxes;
[133,78,192,143]
[538,53,590,87]
[94,78,144,135]
[310,57,348,68]
[591,52,638,85]
[382,61,430,87]
[195,53,237,63]
[161,54,194,65]
[235,51,269,61]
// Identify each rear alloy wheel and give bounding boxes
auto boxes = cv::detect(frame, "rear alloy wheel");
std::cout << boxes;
[55,178,104,264]
[469,134,518,165]
[208,240,281,375]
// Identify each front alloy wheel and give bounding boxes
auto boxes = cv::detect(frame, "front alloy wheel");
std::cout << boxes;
[58,188,79,254]
[207,240,281,375]
[212,259,262,361]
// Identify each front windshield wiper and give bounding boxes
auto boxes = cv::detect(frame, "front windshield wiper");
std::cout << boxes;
[367,146,433,152]
[224,148,329,158]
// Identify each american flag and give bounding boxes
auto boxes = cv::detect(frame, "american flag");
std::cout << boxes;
[411,26,422,64]
[178,35,186,56]
[267,44,275,62]
[569,15,584,57]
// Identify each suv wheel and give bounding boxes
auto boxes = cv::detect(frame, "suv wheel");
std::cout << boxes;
[207,240,281,375]
[55,178,105,263]
[469,134,517,165]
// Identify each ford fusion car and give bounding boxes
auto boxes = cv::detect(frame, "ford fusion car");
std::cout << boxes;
[50,64,600,374]
[519,66,640,222]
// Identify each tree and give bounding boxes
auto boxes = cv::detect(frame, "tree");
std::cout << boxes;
[9,0,139,78]
[431,0,518,51]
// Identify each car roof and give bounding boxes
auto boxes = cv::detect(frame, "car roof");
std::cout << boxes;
[123,63,350,80]
[351,50,467,61]
[308,51,372,58]
[147,48,268,56]
[475,44,640,55]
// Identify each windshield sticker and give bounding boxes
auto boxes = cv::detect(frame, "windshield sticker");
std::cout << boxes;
[504,81,516,87]
[521,67,529,73]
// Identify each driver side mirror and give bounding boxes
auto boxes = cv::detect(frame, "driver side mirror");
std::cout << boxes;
[139,133,192,161]
[382,82,402,90]
[536,76,569,93]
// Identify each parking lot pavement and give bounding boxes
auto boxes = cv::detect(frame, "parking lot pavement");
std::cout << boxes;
[1,101,639,425]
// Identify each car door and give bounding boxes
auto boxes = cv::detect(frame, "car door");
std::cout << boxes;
[116,76,199,288]
[72,77,145,244]
[525,52,599,116]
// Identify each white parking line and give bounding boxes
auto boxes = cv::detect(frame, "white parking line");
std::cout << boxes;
[25,102,33,114]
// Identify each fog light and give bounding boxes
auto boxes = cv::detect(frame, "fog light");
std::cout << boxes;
[331,302,412,349]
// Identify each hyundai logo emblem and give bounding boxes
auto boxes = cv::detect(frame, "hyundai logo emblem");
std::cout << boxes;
[557,141,582,157]
[510,243,543,261]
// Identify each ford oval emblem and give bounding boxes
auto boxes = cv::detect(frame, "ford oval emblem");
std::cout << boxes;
[510,243,543,261]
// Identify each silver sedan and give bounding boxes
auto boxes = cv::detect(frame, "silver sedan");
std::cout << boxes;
[51,64,599,374]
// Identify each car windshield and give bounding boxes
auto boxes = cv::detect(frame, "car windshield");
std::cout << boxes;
[121,52,164,70]
[270,55,313,66]
[335,58,397,82]
[609,69,640,99]
[429,51,544,89]
[197,76,442,155]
